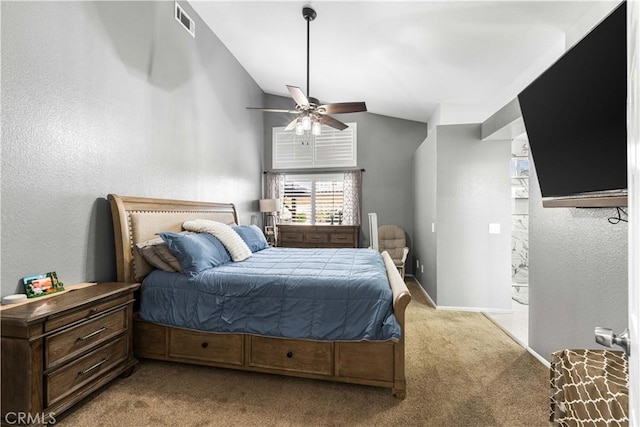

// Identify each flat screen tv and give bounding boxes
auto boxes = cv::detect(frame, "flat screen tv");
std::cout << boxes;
[518,1,627,208]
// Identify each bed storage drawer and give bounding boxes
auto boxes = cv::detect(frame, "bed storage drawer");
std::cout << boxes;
[249,337,333,376]
[169,329,243,366]
[46,307,127,369]
[337,341,394,382]
[45,335,128,407]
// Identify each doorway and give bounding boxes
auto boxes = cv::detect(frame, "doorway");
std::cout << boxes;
[488,136,530,346]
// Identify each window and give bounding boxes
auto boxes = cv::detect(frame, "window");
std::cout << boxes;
[272,123,357,169]
[265,170,362,226]
[283,174,345,225]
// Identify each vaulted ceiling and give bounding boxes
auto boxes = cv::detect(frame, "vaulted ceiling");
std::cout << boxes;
[191,1,614,123]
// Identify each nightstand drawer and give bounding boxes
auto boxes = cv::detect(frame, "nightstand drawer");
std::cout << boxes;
[249,336,333,376]
[44,293,130,332]
[46,307,127,369]
[46,335,128,407]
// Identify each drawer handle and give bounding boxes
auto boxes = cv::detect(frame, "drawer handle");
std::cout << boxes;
[286,351,293,358]
[89,308,99,315]
[201,342,208,349]
[78,326,108,341]
[78,358,109,376]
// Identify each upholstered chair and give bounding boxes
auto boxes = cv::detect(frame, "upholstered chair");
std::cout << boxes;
[377,225,409,279]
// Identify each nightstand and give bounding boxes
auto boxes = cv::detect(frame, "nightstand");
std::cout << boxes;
[1,282,139,426]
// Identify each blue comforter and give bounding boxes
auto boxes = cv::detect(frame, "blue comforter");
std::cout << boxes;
[140,247,401,341]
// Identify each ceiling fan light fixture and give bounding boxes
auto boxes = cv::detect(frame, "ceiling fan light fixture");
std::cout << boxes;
[246,6,366,132]
[312,121,322,136]
[301,115,312,131]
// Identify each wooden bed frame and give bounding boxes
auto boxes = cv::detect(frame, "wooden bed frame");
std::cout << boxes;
[108,194,412,398]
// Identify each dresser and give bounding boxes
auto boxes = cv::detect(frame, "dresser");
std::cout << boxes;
[277,224,359,248]
[1,282,139,426]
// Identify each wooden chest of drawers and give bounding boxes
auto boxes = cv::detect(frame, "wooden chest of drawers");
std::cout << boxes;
[1,282,139,426]
[277,225,359,248]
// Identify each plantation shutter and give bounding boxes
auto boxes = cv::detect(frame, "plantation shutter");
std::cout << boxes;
[272,123,357,169]
[314,177,345,224]
[283,177,313,224]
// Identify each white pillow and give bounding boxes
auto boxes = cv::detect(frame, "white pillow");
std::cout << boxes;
[182,219,252,262]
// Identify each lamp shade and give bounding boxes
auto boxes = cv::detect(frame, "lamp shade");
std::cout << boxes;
[259,199,281,213]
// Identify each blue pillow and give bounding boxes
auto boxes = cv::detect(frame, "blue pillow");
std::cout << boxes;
[232,225,269,252]
[157,232,231,275]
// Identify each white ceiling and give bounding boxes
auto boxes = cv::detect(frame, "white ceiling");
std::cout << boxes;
[190,1,611,124]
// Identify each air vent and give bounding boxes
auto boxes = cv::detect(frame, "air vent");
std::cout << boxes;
[175,2,195,37]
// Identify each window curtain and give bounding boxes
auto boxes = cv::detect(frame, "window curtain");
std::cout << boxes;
[343,170,362,226]
[264,172,285,200]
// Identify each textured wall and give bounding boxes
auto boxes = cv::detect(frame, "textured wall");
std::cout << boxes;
[261,94,427,272]
[412,124,511,309]
[412,131,437,300]
[528,159,628,361]
[435,124,512,309]
[1,2,264,295]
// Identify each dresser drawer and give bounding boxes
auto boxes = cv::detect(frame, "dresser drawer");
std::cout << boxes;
[44,294,130,332]
[46,308,127,369]
[280,231,304,244]
[330,233,355,245]
[305,232,329,244]
[46,335,128,407]
[249,337,333,376]
[169,329,243,366]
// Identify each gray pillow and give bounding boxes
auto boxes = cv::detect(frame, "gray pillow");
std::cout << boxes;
[135,237,183,273]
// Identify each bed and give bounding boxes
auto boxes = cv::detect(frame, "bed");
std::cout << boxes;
[108,194,411,398]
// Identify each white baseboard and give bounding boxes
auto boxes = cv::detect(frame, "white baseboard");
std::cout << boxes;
[408,276,436,308]
[409,276,511,313]
[526,346,551,368]
[438,305,512,314]
[482,313,551,368]
[410,277,550,368]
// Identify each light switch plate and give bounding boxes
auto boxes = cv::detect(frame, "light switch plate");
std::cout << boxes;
[489,223,501,234]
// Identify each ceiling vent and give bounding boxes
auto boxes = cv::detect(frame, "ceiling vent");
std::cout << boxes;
[174,2,195,37]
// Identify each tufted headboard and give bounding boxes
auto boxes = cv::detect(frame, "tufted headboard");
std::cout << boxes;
[108,194,238,283]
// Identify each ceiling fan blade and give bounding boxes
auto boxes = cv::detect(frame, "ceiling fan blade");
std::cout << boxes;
[319,102,367,115]
[286,85,310,108]
[246,107,298,113]
[284,118,299,131]
[319,115,349,131]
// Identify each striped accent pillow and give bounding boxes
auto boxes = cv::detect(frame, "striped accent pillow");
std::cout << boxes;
[183,219,252,262]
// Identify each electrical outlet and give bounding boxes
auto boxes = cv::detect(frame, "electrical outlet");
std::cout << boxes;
[416,260,420,269]
[421,265,424,273]
[489,223,501,234]
[431,223,435,233]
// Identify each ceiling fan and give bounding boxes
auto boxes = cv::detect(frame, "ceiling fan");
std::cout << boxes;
[247,6,367,136]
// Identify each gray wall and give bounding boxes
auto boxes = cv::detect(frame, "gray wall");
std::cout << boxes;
[528,159,628,360]
[1,1,265,296]
[261,94,427,272]
[412,124,512,310]
[412,130,437,300]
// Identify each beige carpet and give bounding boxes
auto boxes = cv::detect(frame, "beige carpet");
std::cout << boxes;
[56,279,550,426]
